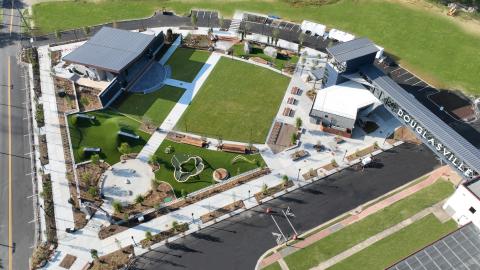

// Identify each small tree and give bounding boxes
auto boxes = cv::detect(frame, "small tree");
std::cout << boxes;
[272,28,280,46]
[112,200,122,214]
[191,13,197,28]
[91,154,100,165]
[291,133,298,145]
[181,189,188,199]
[296,117,303,129]
[83,26,91,36]
[135,194,145,205]
[81,172,91,186]
[145,231,153,242]
[171,220,179,232]
[298,32,306,54]
[118,142,131,155]
[261,183,268,195]
[114,238,122,251]
[331,159,338,168]
[282,175,289,187]
[90,249,99,261]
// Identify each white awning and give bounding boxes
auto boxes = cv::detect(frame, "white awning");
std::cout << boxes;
[301,20,326,36]
[328,29,355,42]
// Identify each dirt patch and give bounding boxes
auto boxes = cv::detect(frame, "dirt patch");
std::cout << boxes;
[59,254,77,269]
[255,181,293,202]
[346,144,379,162]
[90,246,134,270]
[200,200,245,223]
[50,50,62,67]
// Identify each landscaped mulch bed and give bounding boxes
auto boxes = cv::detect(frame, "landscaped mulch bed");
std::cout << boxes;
[98,168,270,239]
[39,134,49,166]
[140,223,189,248]
[42,174,58,244]
[50,50,62,67]
[346,144,379,162]
[321,161,339,172]
[76,161,109,202]
[90,246,134,270]
[200,200,245,223]
[54,76,77,112]
[255,181,294,202]
[75,84,102,111]
[303,169,319,181]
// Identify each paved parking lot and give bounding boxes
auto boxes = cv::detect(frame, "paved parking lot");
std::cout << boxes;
[133,143,440,270]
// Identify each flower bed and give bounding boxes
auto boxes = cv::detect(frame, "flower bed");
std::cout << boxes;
[39,134,49,166]
[90,246,134,270]
[200,200,245,223]
[41,174,58,244]
[255,180,294,202]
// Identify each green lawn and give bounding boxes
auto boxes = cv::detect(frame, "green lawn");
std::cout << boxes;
[283,179,454,270]
[262,262,282,270]
[112,86,184,125]
[166,48,211,82]
[68,109,151,165]
[32,0,480,95]
[176,57,290,143]
[327,214,457,270]
[232,43,299,70]
[154,140,264,197]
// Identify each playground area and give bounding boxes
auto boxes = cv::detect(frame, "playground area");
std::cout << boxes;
[153,139,263,197]
[68,110,150,165]
[176,57,290,143]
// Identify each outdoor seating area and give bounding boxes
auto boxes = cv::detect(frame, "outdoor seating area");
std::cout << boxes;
[283,107,295,117]
[180,136,205,148]
[220,143,247,154]
[287,97,296,105]
[290,149,309,161]
[291,86,302,95]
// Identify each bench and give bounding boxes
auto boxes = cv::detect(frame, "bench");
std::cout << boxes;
[221,143,247,154]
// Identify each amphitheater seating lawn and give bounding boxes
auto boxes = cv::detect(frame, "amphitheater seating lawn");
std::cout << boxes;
[68,109,150,165]
[154,140,263,197]
[112,86,185,125]
[166,48,211,82]
[176,58,290,143]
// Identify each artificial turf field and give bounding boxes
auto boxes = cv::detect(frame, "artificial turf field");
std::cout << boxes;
[154,140,263,197]
[166,48,211,82]
[112,86,185,125]
[176,57,290,143]
[68,109,150,165]
[32,0,480,95]
[283,179,454,270]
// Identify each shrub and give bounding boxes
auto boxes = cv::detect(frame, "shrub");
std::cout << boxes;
[181,189,188,199]
[172,220,179,232]
[118,142,130,155]
[261,183,268,195]
[135,194,145,205]
[80,96,90,106]
[291,133,298,145]
[112,200,122,214]
[90,249,98,260]
[296,117,303,129]
[331,159,338,168]
[81,172,91,185]
[282,175,289,186]
[145,231,153,242]
[90,154,100,165]
[87,186,98,197]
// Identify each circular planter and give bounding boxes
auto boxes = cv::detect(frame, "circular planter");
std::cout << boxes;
[213,168,229,181]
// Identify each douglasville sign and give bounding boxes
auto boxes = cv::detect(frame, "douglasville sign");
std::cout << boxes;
[397,109,475,178]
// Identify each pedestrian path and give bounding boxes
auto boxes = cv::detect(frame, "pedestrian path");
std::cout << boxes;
[38,46,75,234]
[159,36,181,65]
[259,165,459,269]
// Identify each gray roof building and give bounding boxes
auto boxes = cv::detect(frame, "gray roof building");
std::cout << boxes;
[360,64,480,179]
[387,223,480,270]
[326,38,379,63]
[63,27,155,73]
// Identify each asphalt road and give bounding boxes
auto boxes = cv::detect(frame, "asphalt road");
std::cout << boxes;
[132,143,440,270]
[0,0,35,269]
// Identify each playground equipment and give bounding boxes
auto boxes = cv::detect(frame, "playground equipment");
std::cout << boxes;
[213,168,229,182]
[231,155,257,165]
[171,154,205,182]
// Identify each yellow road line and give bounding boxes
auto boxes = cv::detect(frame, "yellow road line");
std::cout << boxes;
[7,56,13,270]
[9,0,14,33]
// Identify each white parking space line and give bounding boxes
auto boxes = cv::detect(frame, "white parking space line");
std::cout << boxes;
[391,67,403,73]
[405,76,418,82]
[417,86,429,92]
[412,80,424,86]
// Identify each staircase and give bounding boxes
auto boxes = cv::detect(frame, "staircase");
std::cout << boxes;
[229,19,241,33]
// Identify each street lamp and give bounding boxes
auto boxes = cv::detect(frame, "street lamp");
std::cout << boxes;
[297,168,301,182]
[191,212,194,223]
[131,236,137,247]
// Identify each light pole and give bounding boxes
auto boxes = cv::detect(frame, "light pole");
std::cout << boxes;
[296,168,301,182]
[131,236,137,247]
[191,212,194,224]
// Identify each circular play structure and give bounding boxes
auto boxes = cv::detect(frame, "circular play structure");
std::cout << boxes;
[213,168,229,182]
[171,154,205,182]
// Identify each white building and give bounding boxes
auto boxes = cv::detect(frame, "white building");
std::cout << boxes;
[443,180,480,229]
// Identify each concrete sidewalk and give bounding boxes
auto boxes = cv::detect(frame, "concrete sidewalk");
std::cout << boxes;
[259,165,460,269]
